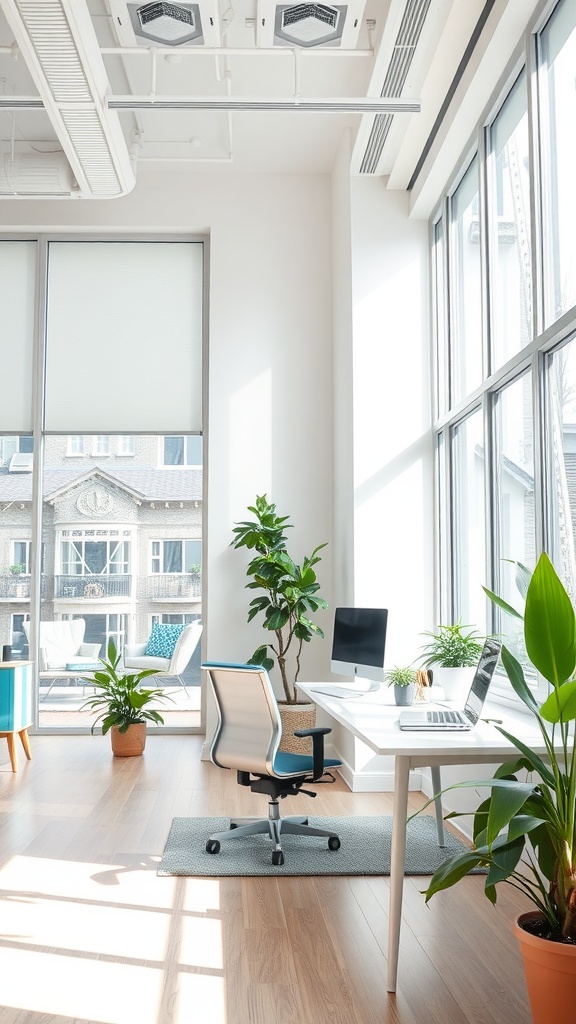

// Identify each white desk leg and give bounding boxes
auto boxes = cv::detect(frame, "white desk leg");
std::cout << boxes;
[387,755,410,993]
[430,765,445,847]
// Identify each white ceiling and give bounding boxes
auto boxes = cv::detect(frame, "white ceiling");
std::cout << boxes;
[0,0,542,201]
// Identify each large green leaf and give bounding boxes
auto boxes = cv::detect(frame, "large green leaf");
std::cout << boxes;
[524,552,576,687]
[486,780,538,845]
[540,679,576,724]
[486,834,525,885]
[422,851,487,901]
[500,645,539,713]
[481,586,523,621]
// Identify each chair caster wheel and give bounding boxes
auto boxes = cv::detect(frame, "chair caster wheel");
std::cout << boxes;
[272,850,285,866]
[206,839,221,854]
[328,836,341,851]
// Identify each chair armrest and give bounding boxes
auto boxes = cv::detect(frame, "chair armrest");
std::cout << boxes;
[294,726,331,781]
[38,645,49,672]
[124,643,147,658]
[79,643,101,659]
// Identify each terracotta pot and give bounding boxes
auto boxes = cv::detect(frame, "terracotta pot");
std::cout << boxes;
[110,723,147,757]
[278,701,316,755]
[514,911,576,1022]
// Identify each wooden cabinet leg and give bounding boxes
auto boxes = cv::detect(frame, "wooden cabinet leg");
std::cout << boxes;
[18,728,32,761]
[6,733,18,772]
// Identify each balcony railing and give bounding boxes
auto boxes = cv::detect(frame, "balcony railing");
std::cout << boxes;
[143,574,202,601]
[0,575,49,601]
[54,575,132,599]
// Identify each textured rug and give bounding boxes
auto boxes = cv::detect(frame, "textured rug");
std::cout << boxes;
[158,814,478,877]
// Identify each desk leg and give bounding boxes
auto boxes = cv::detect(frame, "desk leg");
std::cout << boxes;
[430,766,445,847]
[387,755,410,993]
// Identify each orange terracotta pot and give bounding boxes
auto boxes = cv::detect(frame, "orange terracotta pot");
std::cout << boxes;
[110,723,147,757]
[514,912,576,1022]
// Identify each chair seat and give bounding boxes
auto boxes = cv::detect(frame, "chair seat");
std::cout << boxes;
[273,750,341,776]
[124,654,170,671]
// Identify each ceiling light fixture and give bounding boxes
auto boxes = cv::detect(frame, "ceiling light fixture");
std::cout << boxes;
[108,96,420,113]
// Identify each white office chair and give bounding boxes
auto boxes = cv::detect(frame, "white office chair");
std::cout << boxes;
[203,661,342,866]
[123,621,202,697]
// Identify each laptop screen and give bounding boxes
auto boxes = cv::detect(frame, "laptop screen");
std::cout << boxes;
[464,638,502,724]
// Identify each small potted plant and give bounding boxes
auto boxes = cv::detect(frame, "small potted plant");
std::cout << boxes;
[82,640,172,757]
[414,553,576,1023]
[386,665,418,706]
[419,622,486,700]
[231,494,327,753]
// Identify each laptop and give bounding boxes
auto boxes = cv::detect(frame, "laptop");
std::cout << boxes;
[398,637,501,731]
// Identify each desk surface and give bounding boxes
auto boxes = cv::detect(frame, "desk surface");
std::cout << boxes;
[297,682,545,761]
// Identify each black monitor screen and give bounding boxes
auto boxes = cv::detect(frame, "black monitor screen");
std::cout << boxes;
[331,607,388,669]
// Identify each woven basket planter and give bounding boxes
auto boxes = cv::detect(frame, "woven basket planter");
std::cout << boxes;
[278,701,316,755]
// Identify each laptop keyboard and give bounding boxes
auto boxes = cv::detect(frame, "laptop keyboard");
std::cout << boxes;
[427,710,464,724]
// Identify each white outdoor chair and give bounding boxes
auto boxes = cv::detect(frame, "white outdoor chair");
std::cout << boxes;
[23,618,102,700]
[123,621,202,697]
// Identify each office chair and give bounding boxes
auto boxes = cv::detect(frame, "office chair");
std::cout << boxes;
[203,661,343,866]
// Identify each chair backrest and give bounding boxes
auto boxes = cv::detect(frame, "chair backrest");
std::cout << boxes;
[169,620,203,673]
[23,618,86,668]
[203,662,282,776]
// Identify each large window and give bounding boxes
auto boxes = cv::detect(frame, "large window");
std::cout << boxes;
[0,236,204,733]
[432,0,576,703]
[539,0,576,325]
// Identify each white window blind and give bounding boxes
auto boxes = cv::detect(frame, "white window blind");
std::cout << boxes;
[44,241,203,432]
[0,241,36,432]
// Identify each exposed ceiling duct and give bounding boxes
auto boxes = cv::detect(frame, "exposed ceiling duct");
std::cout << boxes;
[355,0,432,175]
[0,0,135,198]
[0,151,79,197]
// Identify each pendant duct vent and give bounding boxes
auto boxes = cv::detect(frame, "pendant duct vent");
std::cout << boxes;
[109,0,221,47]
[257,0,366,48]
[0,152,78,198]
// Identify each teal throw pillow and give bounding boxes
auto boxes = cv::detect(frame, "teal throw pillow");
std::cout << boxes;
[145,623,185,659]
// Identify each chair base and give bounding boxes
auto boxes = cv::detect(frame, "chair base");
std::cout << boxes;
[206,802,340,864]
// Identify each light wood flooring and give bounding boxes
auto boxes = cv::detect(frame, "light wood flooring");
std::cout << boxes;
[0,734,531,1024]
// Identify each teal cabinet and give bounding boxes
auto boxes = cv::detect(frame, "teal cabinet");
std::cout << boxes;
[0,661,33,771]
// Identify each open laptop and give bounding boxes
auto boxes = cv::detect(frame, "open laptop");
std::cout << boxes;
[398,637,501,731]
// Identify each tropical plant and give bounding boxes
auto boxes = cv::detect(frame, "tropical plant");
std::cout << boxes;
[386,666,418,687]
[419,622,485,668]
[231,494,328,704]
[415,552,576,942]
[82,640,172,734]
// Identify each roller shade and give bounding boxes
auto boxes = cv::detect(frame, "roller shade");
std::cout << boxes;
[0,241,36,432]
[44,240,203,432]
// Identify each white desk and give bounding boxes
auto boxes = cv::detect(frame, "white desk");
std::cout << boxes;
[297,682,547,993]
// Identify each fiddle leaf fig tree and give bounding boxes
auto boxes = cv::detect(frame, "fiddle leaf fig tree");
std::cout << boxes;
[231,494,328,704]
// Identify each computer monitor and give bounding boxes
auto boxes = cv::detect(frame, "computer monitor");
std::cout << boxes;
[330,607,388,684]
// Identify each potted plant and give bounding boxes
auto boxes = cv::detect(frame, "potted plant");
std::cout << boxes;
[419,622,486,700]
[386,665,418,706]
[82,640,172,757]
[6,563,28,598]
[414,553,576,1023]
[231,494,327,754]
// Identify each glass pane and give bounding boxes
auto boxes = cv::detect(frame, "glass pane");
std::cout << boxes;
[451,410,486,632]
[494,374,535,668]
[164,436,184,465]
[489,73,532,367]
[33,433,202,729]
[450,157,483,404]
[539,0,576,325]
[0,437,33,658]
[433,218,447,417]
[549,340,576,602]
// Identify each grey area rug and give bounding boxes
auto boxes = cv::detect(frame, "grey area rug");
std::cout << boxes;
[158,815,479,877]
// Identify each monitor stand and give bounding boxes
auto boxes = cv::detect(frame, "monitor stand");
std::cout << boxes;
[354,677,381,692]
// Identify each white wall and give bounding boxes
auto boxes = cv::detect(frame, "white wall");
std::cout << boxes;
[1,166,335,728]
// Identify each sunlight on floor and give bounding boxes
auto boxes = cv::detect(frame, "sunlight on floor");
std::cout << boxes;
[0,855,227,1024]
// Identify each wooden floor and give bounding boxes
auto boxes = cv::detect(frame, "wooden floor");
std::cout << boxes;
[0,735,531,1024]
